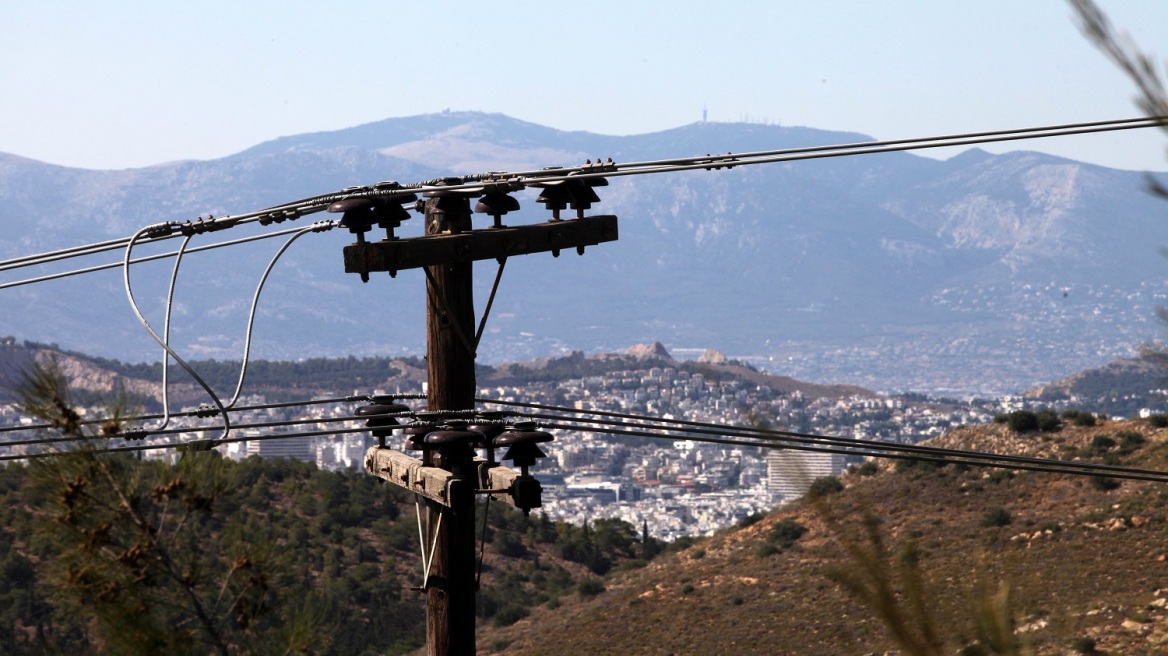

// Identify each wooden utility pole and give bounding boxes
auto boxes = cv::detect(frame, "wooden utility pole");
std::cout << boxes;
[423,195,478,656]
[347,177,619,656]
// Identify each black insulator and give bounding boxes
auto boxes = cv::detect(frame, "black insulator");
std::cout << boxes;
[402,425,438,451]
[329,198,376,243]
[328,197,373,214]
[496,429,554,473]
[474,192,520,215]
[495,428,553,447]
[469,411,507,462]
[535,184,571,220]
[425,429,484,448]
[468,417,506,443]
[474,192,520,228]
[357,401,410,448]
[565,175,608,217]
[567,182,601,217]
[370,202,412,240]
[425,428,483,468]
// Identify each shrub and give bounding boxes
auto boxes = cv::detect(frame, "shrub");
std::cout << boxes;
[493,530,528,558]
[680,583,695,594]
[737,512,764,528]
[577,579,605,597]
[1118,430,1146,453]
[1036,409,1062,432]
[896,457,942,474]
[1006,410,1039,433]
[987,469,1014,484]
[492,604,529,627]
[1090,476,1121,491]
[1072,412,1097,427]
[1070,636,1098,654]
[1090,435,1116,453]
[854,461,879,476]
[755,543,780,557]
[768,518,809,549]
[806,476,844,499]
[1147,414,1168,428]
[981,508,1012,527]
[666,536,701,553]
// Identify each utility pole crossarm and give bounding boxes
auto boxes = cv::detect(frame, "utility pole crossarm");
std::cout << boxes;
[364,446,540,511]
[365,447,452,506]
[343,214,618,276]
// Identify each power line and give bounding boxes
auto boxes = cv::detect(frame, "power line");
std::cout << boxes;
[0,424,375,463]
[6,406,1164,485]
[0,221,337,291]
[0,413,377,451]
[476,397,1168,482]
[535,417,1168,482]
[0,392,425,435]
[2,115,1163,287]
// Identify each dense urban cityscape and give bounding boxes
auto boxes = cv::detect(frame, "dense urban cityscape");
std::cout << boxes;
[8,343,1153,541]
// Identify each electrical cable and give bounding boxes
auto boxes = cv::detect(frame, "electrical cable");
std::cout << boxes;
[0,392,424,436]
[117,219,338,441]
[448,116,1168,184]
[0,182,411,275]
[223,221,338,410]
[6,399,1166,486]
[0,423,375,463]
[2,115,1163,287]
[123,225,230,441]
[0,412,384,450]
[154,234,193,433]
[475,398,1168,482]
[0,222,333,291]
[0,234,159,273]
[537,420,1168,484]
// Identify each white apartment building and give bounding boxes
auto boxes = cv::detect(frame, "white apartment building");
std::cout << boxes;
[766,449,846,500]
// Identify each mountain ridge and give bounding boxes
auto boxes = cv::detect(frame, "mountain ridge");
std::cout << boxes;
[1,111,1165,395]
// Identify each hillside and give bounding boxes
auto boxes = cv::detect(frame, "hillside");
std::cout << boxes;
[0,340,873,408]
[479,418,1168,655]
[0,454,658,655]
[1026,354,1168,417]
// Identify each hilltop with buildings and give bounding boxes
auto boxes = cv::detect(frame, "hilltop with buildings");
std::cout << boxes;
[12,340,1167,541]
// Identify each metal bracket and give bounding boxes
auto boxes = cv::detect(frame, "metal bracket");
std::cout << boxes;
[343,214,618,276]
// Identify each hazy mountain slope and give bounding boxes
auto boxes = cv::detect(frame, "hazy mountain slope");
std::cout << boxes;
[1,112,1164,394]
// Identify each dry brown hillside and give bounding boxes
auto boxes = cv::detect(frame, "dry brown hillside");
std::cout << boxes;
[479,419,1168,655]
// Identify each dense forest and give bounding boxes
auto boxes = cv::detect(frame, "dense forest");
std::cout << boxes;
[0,452,665,655]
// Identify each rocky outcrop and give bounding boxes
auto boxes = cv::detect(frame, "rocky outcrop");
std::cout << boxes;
[626,342,673,360]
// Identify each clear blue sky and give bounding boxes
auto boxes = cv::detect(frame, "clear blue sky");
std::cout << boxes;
[2,1,1167,172]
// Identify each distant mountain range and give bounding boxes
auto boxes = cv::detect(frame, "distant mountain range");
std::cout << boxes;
[1,111,1166,395]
